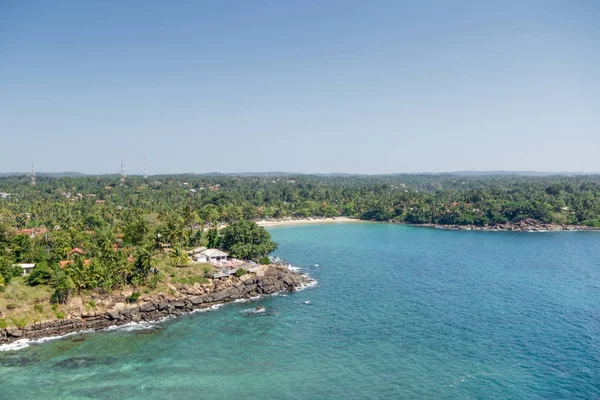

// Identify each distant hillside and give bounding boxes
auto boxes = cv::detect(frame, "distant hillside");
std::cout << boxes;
[0,172,86,178]
[0,170,596,178]
[448,171,589,177]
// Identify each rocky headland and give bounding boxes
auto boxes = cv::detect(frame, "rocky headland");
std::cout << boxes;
[0,265,311,346]
[411,218,600,232]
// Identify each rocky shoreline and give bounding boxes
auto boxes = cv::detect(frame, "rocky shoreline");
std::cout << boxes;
[0,265,311,346]
[407,218,600,232]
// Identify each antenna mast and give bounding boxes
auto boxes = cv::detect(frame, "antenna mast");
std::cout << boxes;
[31,161,36,186]
[120,160,126,185]
[144,156,148,179]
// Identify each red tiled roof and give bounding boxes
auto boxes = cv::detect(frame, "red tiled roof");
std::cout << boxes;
[15,227,48,236]
[68,248,85,256]
[60,259,91,268]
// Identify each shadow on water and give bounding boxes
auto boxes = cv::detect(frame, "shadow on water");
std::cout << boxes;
[54,356,118,369]
[0,354,42,367]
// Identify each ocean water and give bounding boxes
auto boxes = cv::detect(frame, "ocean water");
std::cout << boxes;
[1,223,600,399]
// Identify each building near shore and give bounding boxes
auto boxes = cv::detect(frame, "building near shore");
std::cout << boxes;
[192,248,228,264]
[15,263,35,276]
[188,247,207,261]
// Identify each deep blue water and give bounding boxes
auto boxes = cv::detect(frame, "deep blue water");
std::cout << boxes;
[1,222,600,399]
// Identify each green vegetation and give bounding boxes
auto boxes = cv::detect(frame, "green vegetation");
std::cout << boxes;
[219,221,277,261]
[9,316,28,329]
[126,292,141,303]
[1,173,599,327]
[235,268,248,277]
[172,275,208,285]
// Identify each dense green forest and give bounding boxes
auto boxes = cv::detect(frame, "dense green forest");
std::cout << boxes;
[2,173,599,228]
[1,173,599,305]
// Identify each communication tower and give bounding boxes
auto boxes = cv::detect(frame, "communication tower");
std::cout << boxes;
[31,161,36,186]
[144,156,148,179]
[120,160,127,185]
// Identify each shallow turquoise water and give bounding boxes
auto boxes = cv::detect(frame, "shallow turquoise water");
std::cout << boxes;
[1,223,600,399]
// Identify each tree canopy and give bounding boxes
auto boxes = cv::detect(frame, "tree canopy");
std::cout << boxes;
[219,221,277,261]
[1,172,600,301]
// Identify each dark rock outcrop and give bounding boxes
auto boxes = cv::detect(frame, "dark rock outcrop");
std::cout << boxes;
[0,266,311,345]
[404,219,600,232]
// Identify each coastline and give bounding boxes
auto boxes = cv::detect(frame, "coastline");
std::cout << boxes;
[256,217,362,227]
[401,219,600,232]
[256,216,599,232]
[0,265,312,348]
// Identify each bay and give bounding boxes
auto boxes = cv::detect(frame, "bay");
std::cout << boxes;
[1,223,599,399]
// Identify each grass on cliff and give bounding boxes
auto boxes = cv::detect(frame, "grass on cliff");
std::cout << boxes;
[162,262,213,286]
[0,277,56,328]
[0,262,215,328]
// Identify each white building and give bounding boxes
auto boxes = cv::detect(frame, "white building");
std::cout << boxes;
[193,248,228,264]
[188,247,207,261]
[16,263,35,276]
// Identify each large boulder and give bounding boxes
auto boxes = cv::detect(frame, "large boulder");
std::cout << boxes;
[139,302,157,312]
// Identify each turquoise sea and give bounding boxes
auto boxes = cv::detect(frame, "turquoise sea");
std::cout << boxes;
[1,223,600,399]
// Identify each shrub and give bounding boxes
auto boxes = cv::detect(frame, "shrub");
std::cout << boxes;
[26,262,53,286]
[126,292,141,303]
[235,268,248,277]
[148,273,160,290]
[51,304,58,312]
[89,300,96,308]
[0,318,7,329]
[0,261,22,285]
[6,303,17,311]
[201,265,213,278]
[55,311,65,319]
[582,219,600,227]
[10,316,28,329]
[259,256,271,265]
[33,304,44,313]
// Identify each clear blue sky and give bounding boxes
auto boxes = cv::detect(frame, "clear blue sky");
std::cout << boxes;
[1,1,599,174]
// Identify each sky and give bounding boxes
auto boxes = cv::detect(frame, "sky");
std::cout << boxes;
[1,1,599,174]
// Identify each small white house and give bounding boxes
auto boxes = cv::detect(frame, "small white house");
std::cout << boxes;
[188,247,207,262]
[16,263,35,276]
[193,249,228,264]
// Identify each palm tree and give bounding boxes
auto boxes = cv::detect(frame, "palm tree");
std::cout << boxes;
[169,246,189,267]
[134,246,157,281]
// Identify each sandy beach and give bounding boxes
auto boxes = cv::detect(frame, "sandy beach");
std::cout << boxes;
[256,217,362,227]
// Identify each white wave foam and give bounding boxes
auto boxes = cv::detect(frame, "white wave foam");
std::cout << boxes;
[105,317,171,332]
[0,329,94,352]
[296,278,318,292]
[233,295,261,303]
[190,303,225,314]
[0,339,32,352]
[242,307,266,314]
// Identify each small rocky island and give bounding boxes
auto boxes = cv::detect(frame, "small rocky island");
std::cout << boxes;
[0,265,310,345]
